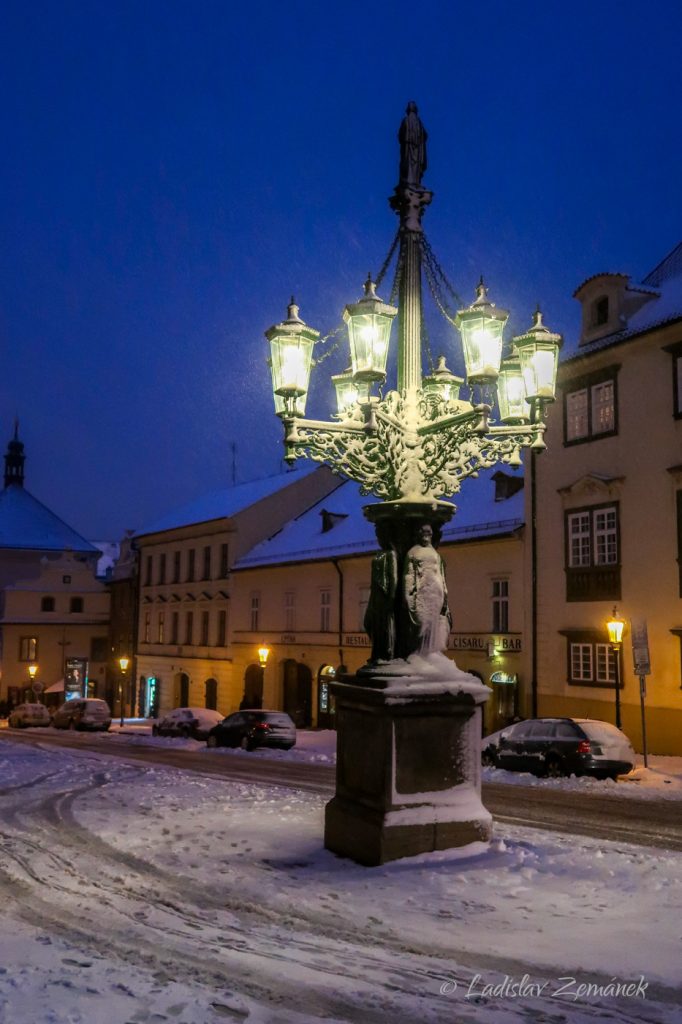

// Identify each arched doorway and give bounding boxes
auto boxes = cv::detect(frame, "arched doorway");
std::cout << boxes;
[174,672,190,707]
[241,664,263,709]
[282,659,312,727]
[204,677,218,710]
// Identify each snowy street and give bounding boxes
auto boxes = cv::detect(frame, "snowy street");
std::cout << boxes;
[1,738,681,1024]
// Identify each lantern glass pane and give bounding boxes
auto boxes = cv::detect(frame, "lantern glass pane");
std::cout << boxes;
[517,343,559,400]
[334,376,369,414]
[497,364,528,422]
[270,334,314,396]
[348,312,392,378]
[460,316,505,381]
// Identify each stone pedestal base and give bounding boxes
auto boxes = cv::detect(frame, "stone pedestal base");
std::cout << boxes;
[324,666,492,866]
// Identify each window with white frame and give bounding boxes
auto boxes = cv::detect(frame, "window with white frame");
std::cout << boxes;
[284,591,296,631]
[250,594,260,632]
[491,579,509,633]
[567,506,618,568]
[320,590,332,632]
[566,504,620,601]
[564,369,618,443]
[568,640,616,685]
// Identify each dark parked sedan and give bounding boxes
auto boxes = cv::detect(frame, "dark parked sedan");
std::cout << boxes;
[484,717,636,780]
[206,710,296,751]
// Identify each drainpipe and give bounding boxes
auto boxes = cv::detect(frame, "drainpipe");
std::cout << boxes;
[331,559,345,671]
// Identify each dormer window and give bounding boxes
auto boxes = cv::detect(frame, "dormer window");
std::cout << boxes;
[592,296,609,326]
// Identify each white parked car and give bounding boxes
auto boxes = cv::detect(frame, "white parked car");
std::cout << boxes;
[8,702,52,728]
[152,707,223,740]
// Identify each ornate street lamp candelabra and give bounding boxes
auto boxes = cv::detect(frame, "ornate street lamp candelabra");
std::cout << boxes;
[265,103,562,866]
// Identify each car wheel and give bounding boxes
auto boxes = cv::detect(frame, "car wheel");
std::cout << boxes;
[152,724,159,736]
[240,735,253,752]
[69,718,77,731]
[207,734,218,748]
[181,726,191,739]
[545,756,564,778]
[481,748,497,768]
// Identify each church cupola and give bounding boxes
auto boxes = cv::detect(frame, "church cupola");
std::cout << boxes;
[4,421,26,488]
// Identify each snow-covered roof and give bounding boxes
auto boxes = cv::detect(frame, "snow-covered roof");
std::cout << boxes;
[234,468,524,569]
[563,244,682,363]
[0,485,99,554]
[135,465,321,538]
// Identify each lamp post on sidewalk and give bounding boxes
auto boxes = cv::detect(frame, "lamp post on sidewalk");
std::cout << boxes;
[118,655,130,729]
[264,103,562,865]
[606,607,624,730]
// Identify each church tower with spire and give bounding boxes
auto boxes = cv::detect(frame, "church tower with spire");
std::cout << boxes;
[4,421,26,488]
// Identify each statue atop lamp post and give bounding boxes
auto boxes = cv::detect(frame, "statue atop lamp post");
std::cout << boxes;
[265,105,561,865]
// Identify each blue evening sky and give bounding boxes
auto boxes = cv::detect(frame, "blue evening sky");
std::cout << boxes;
[1,0,680,538]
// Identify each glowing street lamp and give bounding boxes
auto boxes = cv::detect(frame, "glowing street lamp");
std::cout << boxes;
[513,307,562,403]
[456,279,509,385]
[257,644,270,668]
[118,655,130,729]
[331,367,370,416]
[422,355,463,407]
[497,357,528,424]
[266,299,319,417]
[344,275,397,383]
[606,608,624,730]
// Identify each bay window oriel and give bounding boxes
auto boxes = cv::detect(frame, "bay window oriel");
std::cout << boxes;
[565,502,620,601]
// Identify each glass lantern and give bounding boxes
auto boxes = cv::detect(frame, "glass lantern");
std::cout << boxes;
[456,278,509,384]
[422,355,464,404]
[265,299,319,416]
[331,367,370,415]
[497,357,529,423]
[343,274,397,383]
[512,308,562,403]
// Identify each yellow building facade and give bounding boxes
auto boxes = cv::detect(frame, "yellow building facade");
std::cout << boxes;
[531,243,682,753]
[133,465,340,716]
[231,470,526,735]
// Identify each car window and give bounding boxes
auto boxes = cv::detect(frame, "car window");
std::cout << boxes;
[226,714,243,727]
[580,722,628,744]
[556,722,580,738]
[509,722,532,738]
[528,722,551,737]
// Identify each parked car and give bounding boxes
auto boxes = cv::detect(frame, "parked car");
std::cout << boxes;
[152,707,223,740]
[51,698,112,732]
[8,702,52,728]
[207,710,296,751]
[483,717,636,780]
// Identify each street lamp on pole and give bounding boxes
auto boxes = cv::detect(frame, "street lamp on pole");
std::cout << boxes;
[257,645,269,710]
[118,655,130,729]
[27,663,38,701]
[606,608,624,730]
[264,103,562,865]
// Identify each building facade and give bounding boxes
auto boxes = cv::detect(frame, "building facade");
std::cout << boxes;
[133,465,340,716]
[532,242,682,753]
[231,469,526,734]
[0,428,109,708]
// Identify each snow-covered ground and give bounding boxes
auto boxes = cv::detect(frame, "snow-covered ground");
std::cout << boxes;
[1,737,681,1023]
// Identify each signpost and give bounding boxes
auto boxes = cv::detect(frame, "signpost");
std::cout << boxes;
[630,619,651,768]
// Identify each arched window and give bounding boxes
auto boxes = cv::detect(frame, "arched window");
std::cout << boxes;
[41,596,55,612]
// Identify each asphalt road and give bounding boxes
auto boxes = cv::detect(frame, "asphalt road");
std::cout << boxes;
[3,729,681,852]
